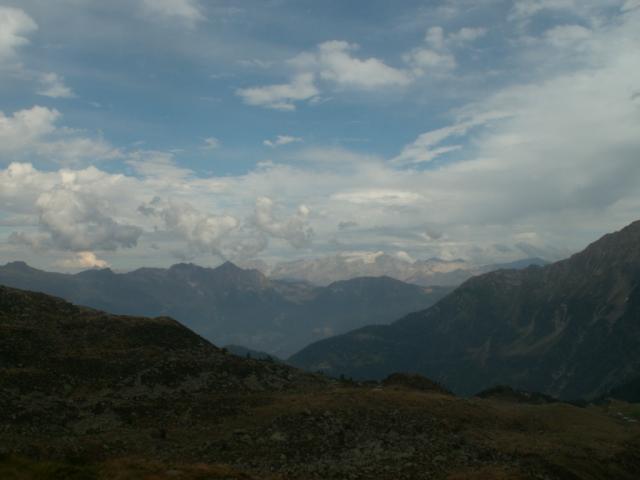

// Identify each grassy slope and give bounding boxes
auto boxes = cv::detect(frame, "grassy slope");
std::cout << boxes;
[2,285,639,479]
[2,386,639,480]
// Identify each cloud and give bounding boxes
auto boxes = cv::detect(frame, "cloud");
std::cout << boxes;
[0,6,37,62]
[332,189,423,207]
[253,197,313,248]
[138,195,313,259]
[138,197,239,255]
[403,25,487,76]
[34,187,142,251]
[391,111,509,165]
[237,59,273,69]
[54,251,109,270]
[37,137,122,165]
[3,163,143,252]
[238,40,415,110]
[263,135,302,148]
[448,27,488,44]
[203,137,220,149]
[622,0,640,11]
[391,125,467,165]
[404,48,456,75]
[236,73,319,111]
[140,0,205,27]
[2,6,639,268]
[509,0,577,21]
[543,24,592,47]
[425,26,446,49]
[37,73,75,99]
[293,41,413,89]
[0,106,121,165]
[338,220,358,230]
[0,106,60,153]
[127,150,195,181]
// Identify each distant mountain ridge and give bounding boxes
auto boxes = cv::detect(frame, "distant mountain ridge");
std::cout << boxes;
[269,253,548,286]
[0,260,452,357]
[290,220,640,400]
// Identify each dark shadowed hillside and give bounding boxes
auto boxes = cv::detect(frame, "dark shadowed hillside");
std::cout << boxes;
[1,285,639,479]
[0,261,452,357]
[290,220,640,400]
[0,285,322,395]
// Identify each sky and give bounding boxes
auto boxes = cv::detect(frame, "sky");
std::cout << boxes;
[0,0,639,272]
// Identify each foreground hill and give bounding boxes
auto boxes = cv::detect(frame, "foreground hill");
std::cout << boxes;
[0,285,322,396]
[0,261,451,357]
[290,220,640,400]
[1,285,639,479]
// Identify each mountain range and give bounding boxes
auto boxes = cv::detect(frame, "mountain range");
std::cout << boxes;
[0,260,452,357]
[290,220,640,400]
[268,252,548,286]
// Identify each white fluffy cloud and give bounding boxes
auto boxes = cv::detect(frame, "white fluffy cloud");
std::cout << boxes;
[253,197,313,248]
[404,47,456,75]
[135,194,313,259]
[54,251,109,270]
[0,106,59,153]
[37,72,75,98]
[263,135,302,148]
[237,40,416,110]
[0,6,37,62]
[0,106,121,165]
[139,197,239,255]
[236,73,319,111]
[293,41,413,89]
[2,163,143,252]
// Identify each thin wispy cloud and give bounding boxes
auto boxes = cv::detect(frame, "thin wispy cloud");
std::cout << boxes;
[0,6,37,61]
[37,72,75,98]
[263,135,302,148]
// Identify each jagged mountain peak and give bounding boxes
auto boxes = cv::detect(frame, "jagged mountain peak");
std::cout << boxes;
[75,267,115,277]
[3,261,36,271]
[168,261,268,284]
[168,262,204,273]
[214,260,244,272]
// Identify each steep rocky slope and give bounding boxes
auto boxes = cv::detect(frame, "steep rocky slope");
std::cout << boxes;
[290,220,640,400]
